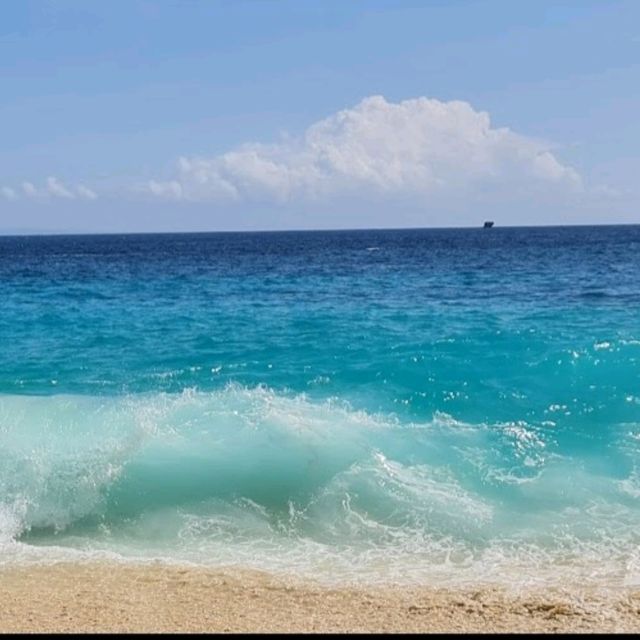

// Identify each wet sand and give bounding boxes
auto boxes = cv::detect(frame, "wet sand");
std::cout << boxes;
[0,562,639,633]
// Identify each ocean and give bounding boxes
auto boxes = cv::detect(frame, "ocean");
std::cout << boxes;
[1,225,639,587]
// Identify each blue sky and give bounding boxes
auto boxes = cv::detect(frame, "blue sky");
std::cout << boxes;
[1,0,638,232]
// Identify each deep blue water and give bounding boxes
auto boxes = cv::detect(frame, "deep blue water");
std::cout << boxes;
[1,226,639,585]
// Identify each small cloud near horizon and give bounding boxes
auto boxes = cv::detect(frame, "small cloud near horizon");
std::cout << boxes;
[1,178,98,202]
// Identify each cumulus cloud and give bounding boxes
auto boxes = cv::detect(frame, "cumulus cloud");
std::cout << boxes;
[22,181,38,198]
[46,176,75,199]
[149,179,183,200]
[76,184,98,200]
[148,95,582,205]
[1,178,99,202]
[1,186,18,200]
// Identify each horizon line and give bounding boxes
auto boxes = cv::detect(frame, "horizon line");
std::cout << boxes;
[0,220,638,239]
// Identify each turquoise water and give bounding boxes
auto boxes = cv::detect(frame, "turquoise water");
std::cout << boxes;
[1,226,639,585]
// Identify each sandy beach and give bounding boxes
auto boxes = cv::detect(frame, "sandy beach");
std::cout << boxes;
[0,562,638,633]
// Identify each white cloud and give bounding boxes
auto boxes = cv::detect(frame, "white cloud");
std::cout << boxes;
[148,179,183,200]
[148,95,583,205]
[22,181,38,198]
[1,186,18,200]
[2,178,99,202]
[46,176,75,199]
[76,184,98,200]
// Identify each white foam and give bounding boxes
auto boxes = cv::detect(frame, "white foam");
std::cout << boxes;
[1,385,639,589]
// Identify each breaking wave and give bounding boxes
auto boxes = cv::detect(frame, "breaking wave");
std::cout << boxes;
[1,384,640,587]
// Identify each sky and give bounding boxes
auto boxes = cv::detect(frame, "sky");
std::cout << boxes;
[1,0,639,233]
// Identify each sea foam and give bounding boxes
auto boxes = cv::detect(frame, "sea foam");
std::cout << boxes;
[1,385,639,587]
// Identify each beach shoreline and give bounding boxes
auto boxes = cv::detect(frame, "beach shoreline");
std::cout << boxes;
[0,561,638,633]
